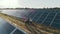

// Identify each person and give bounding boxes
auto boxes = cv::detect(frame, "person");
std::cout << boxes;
[29,18,32,25]
[25,18,32,25]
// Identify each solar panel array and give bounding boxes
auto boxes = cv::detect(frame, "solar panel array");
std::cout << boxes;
[0,17,25,34]
[1,9,60,34]
[25,9,60,29]
[1,23,25,34]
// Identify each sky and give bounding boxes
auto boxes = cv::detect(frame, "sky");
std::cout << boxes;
[0,0,20,8]
[0,0,60,8]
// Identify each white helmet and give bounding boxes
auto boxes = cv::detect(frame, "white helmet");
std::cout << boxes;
[29,18,32,21]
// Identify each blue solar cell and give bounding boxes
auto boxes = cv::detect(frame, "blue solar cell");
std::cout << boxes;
[43,21,51,26]
[54,19,60,23]
[55,16,60,19]
[47,16,54,19]
[36,13,45,23]
[46,18,52,21]
[29,11,37,18]
[42,16,54,26]
[25,9,60,29]
[37,20,42,23]
[57,13,60,16]
[32,12,43,22]
[49,13,56,16]
[25,12,31,17]
[41,15,47,19]
[0,23,15,34]
[51,22,60,29]
[4,23,15,33]
[13,29,25,34]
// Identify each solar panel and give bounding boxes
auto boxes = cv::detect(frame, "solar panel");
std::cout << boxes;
[0,9,60,34]
[25,9,60,29]
[13,29,25,34]
[0,18,25,34]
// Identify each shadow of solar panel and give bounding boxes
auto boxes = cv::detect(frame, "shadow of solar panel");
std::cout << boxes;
[13,29,25,34]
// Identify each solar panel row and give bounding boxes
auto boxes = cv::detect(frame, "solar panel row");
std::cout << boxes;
[0,17,25,34]
[1,23,25,34]
[25,9,60,29]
